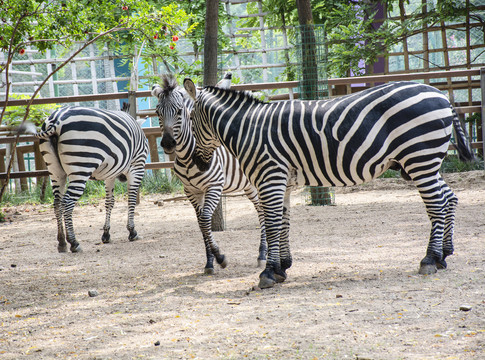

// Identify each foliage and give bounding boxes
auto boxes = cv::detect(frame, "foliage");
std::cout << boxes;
[258,0,475,79]
[441,154,484,173]
[2,94,60,127]
[0,0,198,124]
[320,0,472,77]
[0,171,184,206]
[140,171,183,195]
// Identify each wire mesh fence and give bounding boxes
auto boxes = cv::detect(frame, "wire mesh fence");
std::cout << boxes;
[293,24,328,101]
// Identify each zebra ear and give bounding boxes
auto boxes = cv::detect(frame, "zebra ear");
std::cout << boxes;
[151,85,163,98]
[184,78,197,101]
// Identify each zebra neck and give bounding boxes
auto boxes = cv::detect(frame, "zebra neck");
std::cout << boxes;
[174,120,197,166]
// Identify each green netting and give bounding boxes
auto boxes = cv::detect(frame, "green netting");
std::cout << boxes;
[293,24,328,100]
[293,24,333,205]
[303,186,336,206]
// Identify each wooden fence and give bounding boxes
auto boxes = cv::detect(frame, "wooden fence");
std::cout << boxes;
[1,68,484,186]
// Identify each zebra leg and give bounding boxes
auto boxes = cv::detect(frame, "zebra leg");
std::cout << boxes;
[279,188,293,274]
[187,194,215,273]
[189,189,227,275]
[39,140,68,252]
[244,187,267,267]
[415,175,448,275]
[126,169,144,241]
[101,178,116,244]
[52,177,67,252]
[439,178,458,270]
[258,187,287,289]
[62,180,88,253]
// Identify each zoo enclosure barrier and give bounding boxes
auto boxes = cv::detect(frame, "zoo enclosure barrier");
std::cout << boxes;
[0,67,483,189]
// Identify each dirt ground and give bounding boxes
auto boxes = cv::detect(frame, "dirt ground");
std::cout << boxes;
[1,171,484,360]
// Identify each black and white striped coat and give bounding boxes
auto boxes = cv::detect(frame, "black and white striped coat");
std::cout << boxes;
[30,106,148,252]
[152,74,267,274]
[184,79,475,288]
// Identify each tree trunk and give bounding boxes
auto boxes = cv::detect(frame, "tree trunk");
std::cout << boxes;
[204,0,219,87]
[203,0,225,231]
[296,0,333,205]
[296,0,318,100]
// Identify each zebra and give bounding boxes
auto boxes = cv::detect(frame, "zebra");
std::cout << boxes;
[183,79,475,289]
[151,73,267,275]
[23,106,149,253]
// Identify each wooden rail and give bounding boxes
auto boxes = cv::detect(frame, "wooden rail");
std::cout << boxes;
[1,67,483,182]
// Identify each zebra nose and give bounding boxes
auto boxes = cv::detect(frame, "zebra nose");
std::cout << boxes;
[160,134,176,153]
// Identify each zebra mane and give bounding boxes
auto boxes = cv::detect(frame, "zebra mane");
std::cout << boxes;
[161,73,179,96]
[204,86,267,105]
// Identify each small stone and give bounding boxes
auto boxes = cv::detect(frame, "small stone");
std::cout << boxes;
[10,264,17,268]
[336,294,343,298]
[154,340,160,346]
[158,201,164,207]
[460,305,472,311]
[88,290,99,297]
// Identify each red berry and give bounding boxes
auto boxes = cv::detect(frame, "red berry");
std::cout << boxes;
[172,35,179,42]
[153,34,158,39]
[19,48,25,55]
[122,5,128,11]
[169,45,174,50]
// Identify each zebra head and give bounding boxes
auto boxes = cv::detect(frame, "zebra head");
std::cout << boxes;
[152,74,192,157]
[183,77,223,172]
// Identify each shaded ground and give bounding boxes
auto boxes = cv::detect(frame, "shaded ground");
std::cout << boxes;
[1,171,484,359]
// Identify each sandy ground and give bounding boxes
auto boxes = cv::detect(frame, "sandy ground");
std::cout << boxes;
[1,171,484,360]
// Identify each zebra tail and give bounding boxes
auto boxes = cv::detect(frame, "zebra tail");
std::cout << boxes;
[17,121,58,140]
[16,121,37,135]
[450,105,475,162]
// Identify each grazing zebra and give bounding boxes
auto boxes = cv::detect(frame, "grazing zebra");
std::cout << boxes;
[25,106,148,253]
[183,79,475,289]
[151,73,267,274]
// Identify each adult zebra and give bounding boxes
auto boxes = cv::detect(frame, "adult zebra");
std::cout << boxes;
[23,106,148,253]
[183,79,475,289]
[151,73,267,275]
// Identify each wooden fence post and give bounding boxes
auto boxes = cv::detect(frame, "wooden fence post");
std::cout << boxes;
[481,67,485,159]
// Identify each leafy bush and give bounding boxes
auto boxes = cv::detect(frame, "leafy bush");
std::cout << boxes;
[2,94,60,127]
[0,171,184,206]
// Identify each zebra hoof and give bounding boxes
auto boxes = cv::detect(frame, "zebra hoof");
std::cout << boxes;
[217,255,228,269]
[58,245,68,253]
[129,235,141,242]
[102,234,111,244]
[71,244,83,253]
[275,271,287,283]
[257,259,267,268]
[258,275,276,289]
[204,268,215,275]
[436,258,447,270]
[418,264,437,275]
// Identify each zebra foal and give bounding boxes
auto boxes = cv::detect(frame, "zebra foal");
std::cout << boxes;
[152,73,267,274]
[23,106,148,252]
[183,79,475,289]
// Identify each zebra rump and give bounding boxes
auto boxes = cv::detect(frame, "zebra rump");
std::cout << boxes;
[25,106,148,253]
[184,79,475,289]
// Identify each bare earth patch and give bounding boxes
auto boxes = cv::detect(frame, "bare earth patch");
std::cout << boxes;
[1,171,484,359]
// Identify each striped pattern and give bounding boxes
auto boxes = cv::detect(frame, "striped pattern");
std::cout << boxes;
[184,80,475,288]
[35,106,148,252]
[152,74,266,274]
